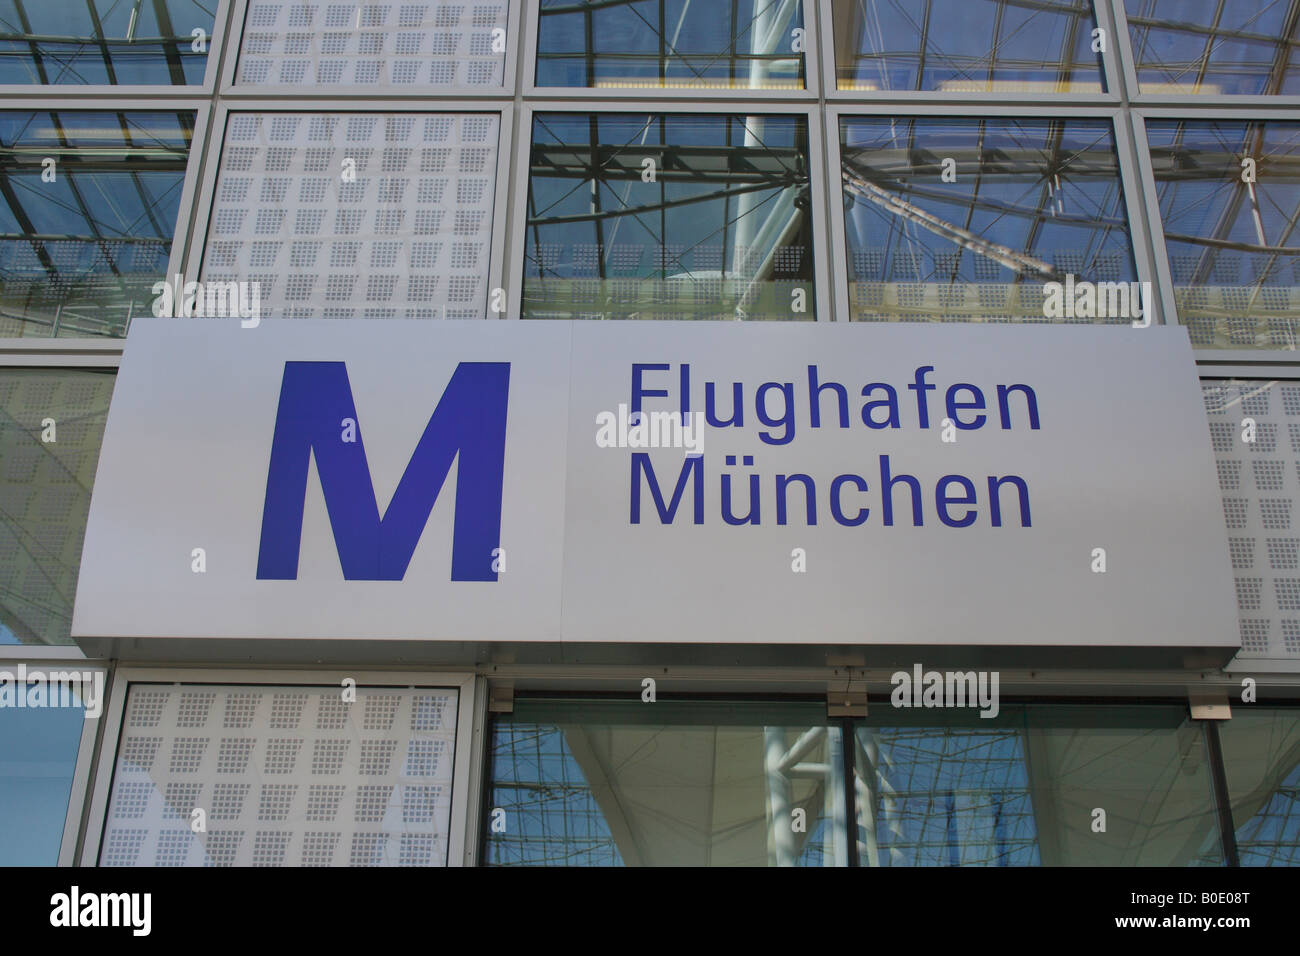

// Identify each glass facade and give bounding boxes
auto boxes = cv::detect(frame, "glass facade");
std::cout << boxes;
[1123,0,1300,96]
[855,706,1223,866]
[0,369,114,645]
[830,0,1107,93]
[487,699,1232,866]
[1,1,1299,871]
[1148,120,1300,349]
[0,0,213,85]
[0,696,85,864]
[536,0,806,89]
[840,116,1136,323]
[486,699,846,866]
[1217,706,1300,865]
[523,112,815,321]
[0,110,193,338]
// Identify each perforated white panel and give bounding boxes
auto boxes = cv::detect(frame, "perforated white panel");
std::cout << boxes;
[99,684,458,866]
[237,1,508,87]
[1204,379,1300,662]
[201,112,498,319]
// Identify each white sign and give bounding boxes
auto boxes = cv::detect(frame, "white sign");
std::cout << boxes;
[73,319,1238,649]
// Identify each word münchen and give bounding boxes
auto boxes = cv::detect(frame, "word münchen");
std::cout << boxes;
[627,362,1040,529]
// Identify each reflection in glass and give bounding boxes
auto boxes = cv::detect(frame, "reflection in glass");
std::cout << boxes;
[523,113,815,321]
[1217,707,1300,865]
[485,700,847,866]
[840,116,1136,323]
[830,0,1105,93]
[1124,0,1300,96]
[1148,121,1300,349]
[0,694,85,864]
[0,0,211,85]
[0,369,114,645]
[0,111,192,338]
[536,0,804,90]
[853,706,1224,866]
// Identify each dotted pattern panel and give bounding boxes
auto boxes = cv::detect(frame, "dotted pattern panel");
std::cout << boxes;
[201,112,498,319]
[237,1,508,87]
[0,371,114,645]
[100,684,458,866]
[1204,380,1300,661]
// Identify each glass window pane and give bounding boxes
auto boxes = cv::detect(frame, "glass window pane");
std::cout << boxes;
[536,0,805,90]
[485,699,847,866]
[0,110,193,338]
[199,112,500,320]
[839,116,1138,324]
[853,704,1224,865]
[0,369,114,646]
[1124,0,1300,96]
[830,0,1106,93]
[523,113,816,321]
[0,0,212,85]
[1217,707,1300,865]
[1147,120,1300,350]
[98,684,459,866]
[0,692,86,864]
[1201,379,1300,662]
[236,0,508,88]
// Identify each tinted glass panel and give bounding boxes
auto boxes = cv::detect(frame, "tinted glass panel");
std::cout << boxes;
[537,0,805,90]
[1124,0,1300,95]
[486,699,847,866]
[0,691,85,865]
[831,0,1106,93]
[1217,707,1300,865]
[0,369,114,646]
[853,704,1224,865]
[1148,120,1300,350]
[0,110,192,338]
[523,113,815,321]
[840,116,1137,323]
[0,0,211,85]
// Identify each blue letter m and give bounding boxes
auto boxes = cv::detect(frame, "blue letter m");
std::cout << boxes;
[256,361,510,582]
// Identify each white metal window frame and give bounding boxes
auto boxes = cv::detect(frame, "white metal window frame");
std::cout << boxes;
[521,0,823,100]
[217,0,523,99]
[179,100,514,322]
[505,100,832,321]
[78,667,485,867]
